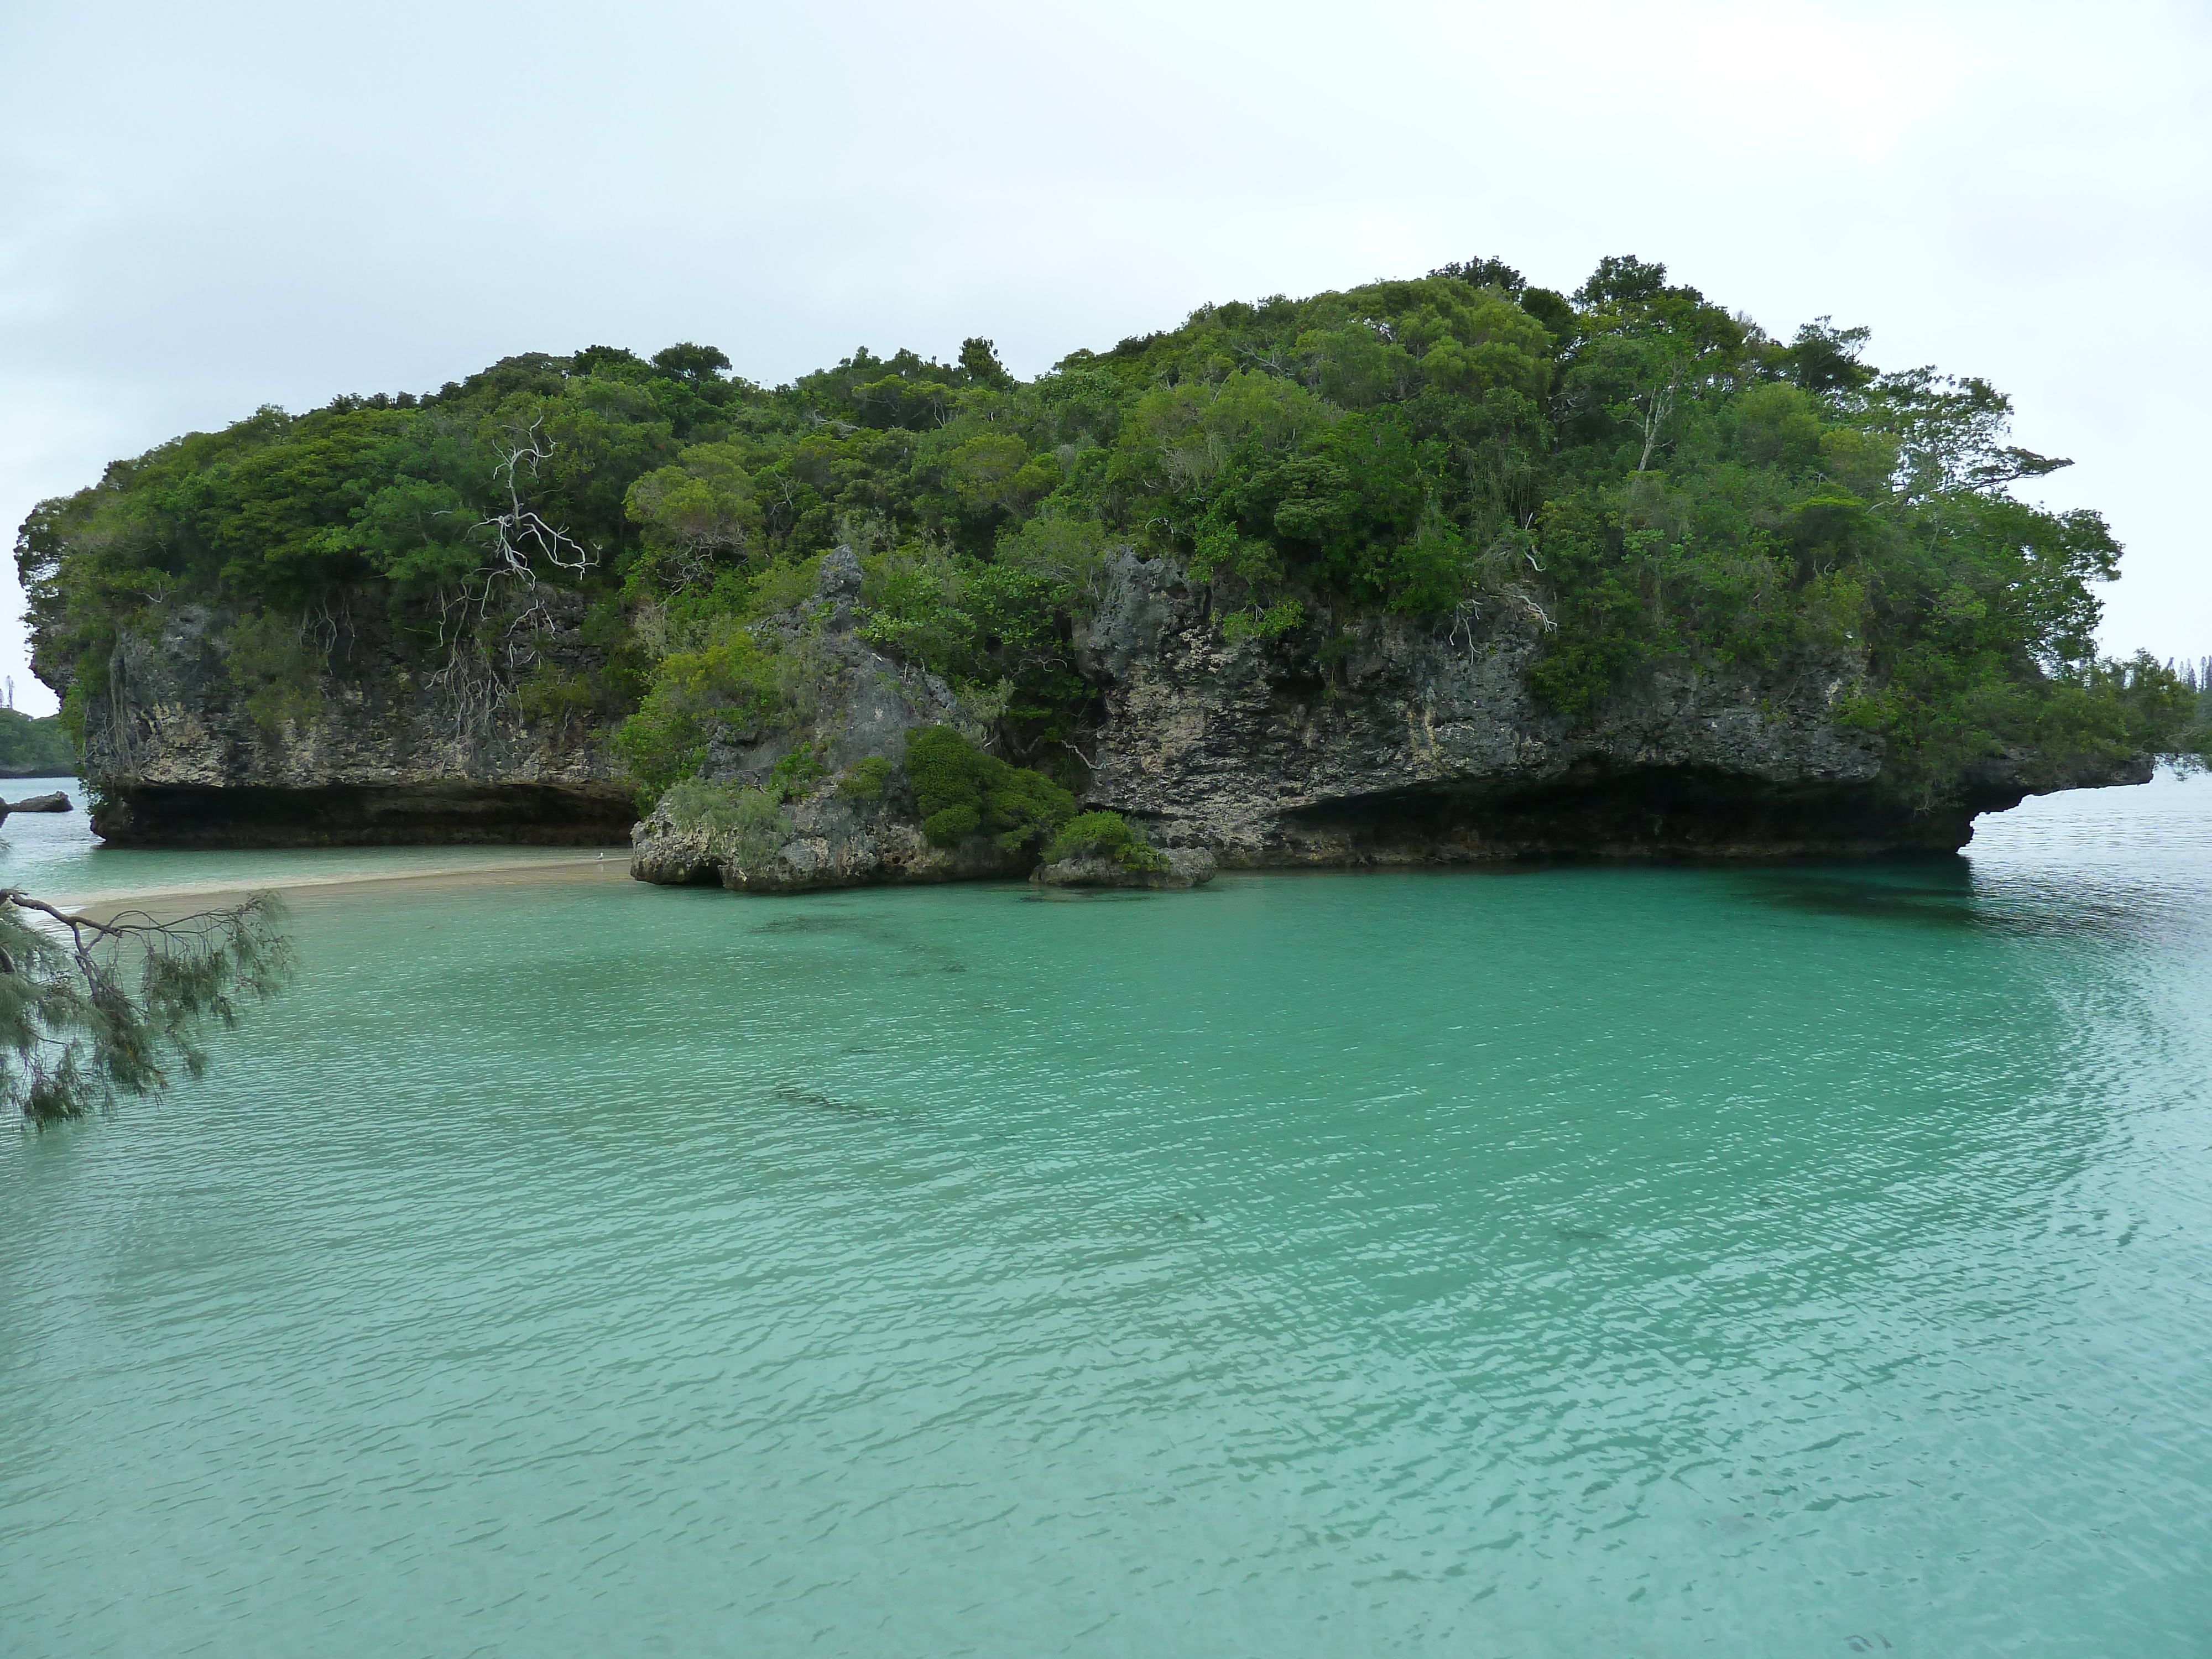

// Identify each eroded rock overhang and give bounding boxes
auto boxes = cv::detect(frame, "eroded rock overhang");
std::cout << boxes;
[1252,768,1986,863]
[88,781,639,847]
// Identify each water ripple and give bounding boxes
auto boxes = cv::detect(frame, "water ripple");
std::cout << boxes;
[3,776,2210,1655]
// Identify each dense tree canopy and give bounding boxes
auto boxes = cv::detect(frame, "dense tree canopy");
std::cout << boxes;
[0,711,76,776]
[18,259,2203,805]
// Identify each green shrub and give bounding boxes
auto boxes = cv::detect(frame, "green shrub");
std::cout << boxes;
[614,623,780,797]
[769,740,829,799]
[904,725,1075,851]
[662,777,745,831]
[662,779,788,868]
[1042,810,1171,872]
[513,662,598,728]
[749,555,825,617]
[56,684,90,754]
[1221,596,1306,643]
[837,755,896,804]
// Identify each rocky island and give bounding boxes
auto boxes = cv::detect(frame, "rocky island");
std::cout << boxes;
[20,257,2203,888]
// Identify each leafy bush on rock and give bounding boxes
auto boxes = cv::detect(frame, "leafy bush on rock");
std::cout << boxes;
[904,726,1074,851]
[837,755,895,804]
[1042,810,1170,872]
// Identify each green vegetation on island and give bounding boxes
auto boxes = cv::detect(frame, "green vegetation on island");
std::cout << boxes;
[1044,811,1172,874]
[17,255,2206,818]
[0,710,77,777]
[905,725,1076,851]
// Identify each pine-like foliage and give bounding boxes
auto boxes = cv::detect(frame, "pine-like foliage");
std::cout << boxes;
[0,890,295,1126]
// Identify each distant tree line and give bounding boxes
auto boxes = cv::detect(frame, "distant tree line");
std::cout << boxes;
[0,710,76,777]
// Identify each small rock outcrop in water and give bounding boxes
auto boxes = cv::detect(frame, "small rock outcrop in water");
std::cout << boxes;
[629,551,1035,893]
[1,792,71,816]
[1032,848,1217,890]
[631,554,1202,894]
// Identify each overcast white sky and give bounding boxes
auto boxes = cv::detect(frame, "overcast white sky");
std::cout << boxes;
[3,0,2205,716]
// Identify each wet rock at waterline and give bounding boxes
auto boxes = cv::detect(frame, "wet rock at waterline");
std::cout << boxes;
[1031,848,1216,890]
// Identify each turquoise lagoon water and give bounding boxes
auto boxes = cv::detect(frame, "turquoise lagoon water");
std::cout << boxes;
[3,777,2210,1656]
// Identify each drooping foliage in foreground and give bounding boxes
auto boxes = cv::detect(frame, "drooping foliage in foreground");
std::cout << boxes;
[18,257,2205,808]
[0,891,295,1126]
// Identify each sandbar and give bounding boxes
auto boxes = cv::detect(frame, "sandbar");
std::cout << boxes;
[58,852,639,924]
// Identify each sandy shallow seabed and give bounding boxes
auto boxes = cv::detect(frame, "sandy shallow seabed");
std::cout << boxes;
[63,854,638,925]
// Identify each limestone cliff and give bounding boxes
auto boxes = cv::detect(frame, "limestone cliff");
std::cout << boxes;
[74,596,634,846]
[1072,552,2148,862]
[74,549,2147,867]
[625,548,2147,893]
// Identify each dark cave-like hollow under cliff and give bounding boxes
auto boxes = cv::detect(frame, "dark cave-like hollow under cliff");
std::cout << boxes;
[87,781,640,848]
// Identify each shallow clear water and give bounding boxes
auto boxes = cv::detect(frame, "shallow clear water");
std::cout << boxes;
[3,778,2210,1656]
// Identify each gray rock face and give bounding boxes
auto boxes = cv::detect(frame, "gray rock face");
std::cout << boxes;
[1074,552,2140,860]
[76,598,634,846]
[67,546,2151,865]
[1031,847,1217,890]
[628,559,1025,894]
[631,792,1029,893]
